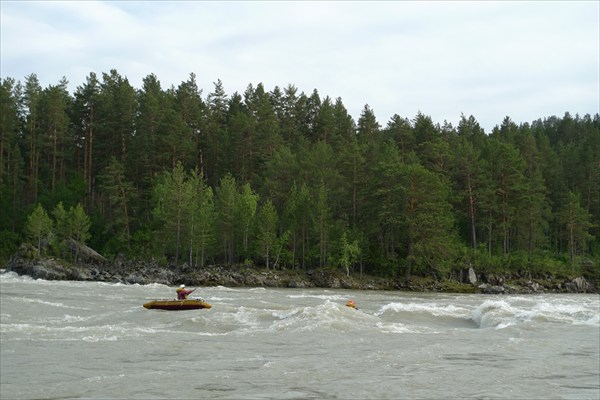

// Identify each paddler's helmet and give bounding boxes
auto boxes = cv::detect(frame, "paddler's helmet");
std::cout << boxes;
[180,284,185,288]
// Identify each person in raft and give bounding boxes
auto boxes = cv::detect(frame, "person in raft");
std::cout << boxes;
[176,284,195,300]
[346,299,358,309]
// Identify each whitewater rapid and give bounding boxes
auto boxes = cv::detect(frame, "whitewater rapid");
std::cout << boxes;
[1,271,599,399]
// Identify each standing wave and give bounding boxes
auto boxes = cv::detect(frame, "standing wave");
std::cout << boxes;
[471,297,600,329]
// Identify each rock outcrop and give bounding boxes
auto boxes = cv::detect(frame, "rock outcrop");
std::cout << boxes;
[3,249,597,294]
[565,276,590,293]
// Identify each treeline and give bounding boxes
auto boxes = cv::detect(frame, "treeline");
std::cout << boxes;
[1,70,598,282]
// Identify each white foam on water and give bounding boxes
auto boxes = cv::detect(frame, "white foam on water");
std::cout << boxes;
[376,301,468,319]
[208,299,374,334]
[287,293,348,301]
[527,299,600,326]
[471,299,516,329]
[2,280,599,400]
[375,321,411,333]
[233,306,261,326]
[1,323,33,334]
[52,314,88,323]
[0,271,32,281]
[1,319,197,342]
[205,296,235,301]
[582,313,600,326]
[213,285,238,291]
[7,296,89,310]
[269,300,379,333]
[199,289,359,335]
[249,287,267,292]
[83,374,126,383]
[470,296,600,329]
[82,334,119,342]
[272,308,301,320]
[142,282,170,289]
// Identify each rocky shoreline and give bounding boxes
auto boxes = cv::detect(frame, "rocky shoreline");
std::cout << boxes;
[3,249,596,294]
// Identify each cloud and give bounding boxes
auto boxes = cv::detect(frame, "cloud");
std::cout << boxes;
[1,0,598,132]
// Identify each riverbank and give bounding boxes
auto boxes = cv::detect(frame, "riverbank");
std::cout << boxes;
[3,249,596,294]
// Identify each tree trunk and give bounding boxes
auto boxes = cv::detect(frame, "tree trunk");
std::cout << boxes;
[52,128,57,192]
[467,175,477,249]
[87,105,93,208]
[404,239,413,282]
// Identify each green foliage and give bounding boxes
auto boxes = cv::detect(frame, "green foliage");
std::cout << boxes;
[188,168,216,267]
[2,70,598,282]
[128,229,154,259]
[580,257,600,284]
[399,163,458,280]
[271,230,292,269]
[312,182,331,268]
[46,202,91,262]
[470,247,507,274]
[215,174,238,264]
[0,230,21,261]
[37,173,87,212]
[559,191,595,264]
[25,204,53,255]
[99,157,136,252]
[337,232,361,277]
[51,202,70,258]
[69,203,91,263]
[152,161,194,264]
[236,183,259,259]
[281,181,312,269]
[527,251,567,276]
[254,199,278,269]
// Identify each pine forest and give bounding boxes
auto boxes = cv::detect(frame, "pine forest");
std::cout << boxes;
[1,71,599,284]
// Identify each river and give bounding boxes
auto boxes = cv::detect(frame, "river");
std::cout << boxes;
[1,271,599,399]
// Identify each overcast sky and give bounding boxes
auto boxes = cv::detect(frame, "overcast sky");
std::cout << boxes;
[1,1,598,132]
